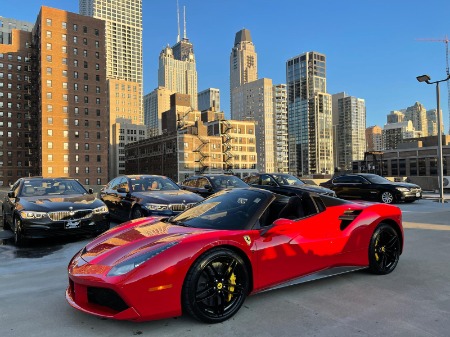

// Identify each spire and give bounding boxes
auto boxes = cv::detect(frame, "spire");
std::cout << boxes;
[176,0,180,42]
[183,6,187,39]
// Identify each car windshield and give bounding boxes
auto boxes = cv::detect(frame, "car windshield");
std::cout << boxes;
[365,175,391,184]
[168,189,271,230]
[209,176,248,189]
[272,174,306,186]
[19,179,87,197]
[130,176,179,192]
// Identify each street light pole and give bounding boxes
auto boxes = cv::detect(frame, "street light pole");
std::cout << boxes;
[416,74,450,203]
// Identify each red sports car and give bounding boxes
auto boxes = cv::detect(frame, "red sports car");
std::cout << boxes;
[66,188,403,323]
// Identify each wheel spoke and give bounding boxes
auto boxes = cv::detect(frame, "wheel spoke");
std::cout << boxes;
[205,264,219,281]
[385,235,399,249]
[224,259,238,278]
[196,285,216,302]
[380,253,388,270]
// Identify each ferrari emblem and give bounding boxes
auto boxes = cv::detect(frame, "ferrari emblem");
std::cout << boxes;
[243,235,251,246]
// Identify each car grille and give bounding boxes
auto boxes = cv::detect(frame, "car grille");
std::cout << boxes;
[48,209,93,221]
[87,287,129,312]
[168,203,196,212]
[410,188,421,193]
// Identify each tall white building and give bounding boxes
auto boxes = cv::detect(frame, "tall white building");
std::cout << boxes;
[144,86,174,137]
[230,29,257,116]
[286,51,333,176]
[232,78,275,173]
[404,102,428,137]
[80,0,143,178]
[426,109,443,137]
[332,92,366,171]
[273,84,289,173]
[158,8,198,110]
[198,88,220,112]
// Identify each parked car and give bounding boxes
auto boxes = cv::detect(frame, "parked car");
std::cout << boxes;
[67,187,403,323]
[99,175,204,221]
[319,173,422,204]
[2,177,109,246]
[180,174,249,197]
[243,173,336,197]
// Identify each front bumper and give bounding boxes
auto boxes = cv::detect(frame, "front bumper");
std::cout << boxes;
[397,190,422,201]
[21,216,109,239]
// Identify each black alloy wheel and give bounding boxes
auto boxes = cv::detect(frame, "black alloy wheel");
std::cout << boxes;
[182,248,249,323]
[368,223,400,275]
[13,217,25,246]
[380,191,395,204]
[131,206,144,220]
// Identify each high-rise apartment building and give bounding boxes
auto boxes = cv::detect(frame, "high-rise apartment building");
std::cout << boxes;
[232,78,275,173]
[332,92,366,171]
[387,110,405,124]
[286,51,333,176]
[230,29,257,115]
[144,86,174,137]
[198,88,220,112]
[383,121,419,150]
[273,84,289,173]
[80,0,143,179]
[0,20,35,186]
[366,125,383,152]
[33,7,108,185]
[426,109,443,137]
[404,102,427,137]
[157,9,198,111]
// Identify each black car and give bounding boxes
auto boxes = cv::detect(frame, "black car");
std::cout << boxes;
[99,175,204,221]
[319,173,422,204]
[243,173,336,197]
[180,174,249,197]
[2,177,110,246]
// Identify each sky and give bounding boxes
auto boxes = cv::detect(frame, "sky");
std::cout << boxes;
[2,0,450,132]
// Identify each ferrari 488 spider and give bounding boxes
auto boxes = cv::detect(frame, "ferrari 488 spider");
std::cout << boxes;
[66,188,403,323]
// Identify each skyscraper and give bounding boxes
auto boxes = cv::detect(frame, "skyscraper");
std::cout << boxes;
[332,92,366,171]
[198,88,220,112]
[286,51,333,176]
[80,0,143,178]
[230,29,257,116]
[404,102,427,137]
[273,84,289,173]
[366,126,383,152]
[158,6,198,110]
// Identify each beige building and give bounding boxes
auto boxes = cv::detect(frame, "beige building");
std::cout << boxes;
[125,94,257,182]
[80,0,143,179]
[387,110,405,124]
[366,125,383,152]
[230,29,257,114]
[383,121,420,150]
[144,86,173,137]
[273,84,289,173]
[404,102,427,137]
[426,109,443,137]
[231,78,275,173]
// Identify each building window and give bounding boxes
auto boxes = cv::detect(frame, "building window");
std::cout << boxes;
[94,29,99,36]
[62,22,67,29]
[95,64,100,70]
[48,167,53,174]
[85,155,89,162]
[62,34,67,41]
[85,143,89,150]
[83,50,88,57]
[85,178,89,185]
[46,31,52,38]
[47,154,53,162]
[73,36,78,44]
[83,38,88,45]
[48,142,53,149]
[73,24,78,31]
[74,48,78,55]
[64,155,69,162]
[46,18,52,26]
[63,142,69,149]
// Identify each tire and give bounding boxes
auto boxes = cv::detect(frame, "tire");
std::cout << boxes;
[2,209,10,230]
[182,248,249,323]
[380,191,395,204]
[368,223,400,275]
[131,206,144,220]
[13,217,26,246]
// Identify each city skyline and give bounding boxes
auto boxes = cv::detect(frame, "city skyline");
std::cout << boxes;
[2,0,450,132]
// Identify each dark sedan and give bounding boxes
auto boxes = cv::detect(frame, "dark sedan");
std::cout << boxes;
[319,173,422,204]
[180,174,249,197]
[2,177,110,246]
[99,175,204,222]
[243,173,336,197]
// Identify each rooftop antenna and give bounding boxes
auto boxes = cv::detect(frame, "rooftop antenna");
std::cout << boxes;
[176,0,180,42]
[183,6,187,39]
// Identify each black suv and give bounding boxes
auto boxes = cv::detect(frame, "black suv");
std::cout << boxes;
[243,173,336,197]
[180,174,249,197]
[320,173,422,204]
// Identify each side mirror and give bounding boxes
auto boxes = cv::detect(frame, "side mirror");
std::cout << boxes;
[204,184,212,191]
[117,187,127,194]
[88,188,94,194]
[7,191,15,198]
[260,218,294,235]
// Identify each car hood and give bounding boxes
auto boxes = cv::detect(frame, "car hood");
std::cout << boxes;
[80,218,210,266]
[286,184,335,195]
[133,190,204,203]
[16,194,104,212]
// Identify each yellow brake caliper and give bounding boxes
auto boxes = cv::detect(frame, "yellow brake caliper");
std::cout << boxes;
[374,237,379,261]
[227,272,236,302]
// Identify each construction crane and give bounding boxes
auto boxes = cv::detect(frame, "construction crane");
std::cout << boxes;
[416,36,450,134]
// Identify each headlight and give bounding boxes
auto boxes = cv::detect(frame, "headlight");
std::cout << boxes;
[144,203,168,211]
[107,242,178,277]
[396,187,410,192]
[20,211,48,219]
[93,205,109,214]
